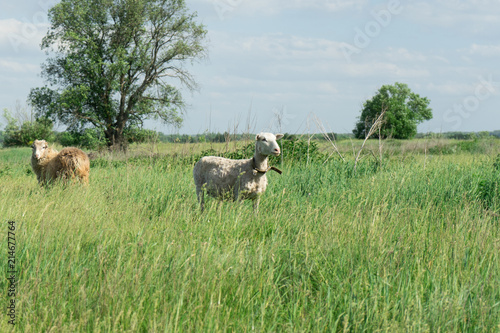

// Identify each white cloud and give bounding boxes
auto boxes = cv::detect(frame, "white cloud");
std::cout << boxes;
[203,0,500,23]
[340,61,430,79]
[425,82,476,96]
[237,33,345,61]
[404,1,500,34]
[0,59,39,73]
[0,19,23,38]
[317,81,339,95]
[469,44,500,57]
[200,0,368,17]
[382,48,428,63]
[0,18,47,53]
[208,31,438,89]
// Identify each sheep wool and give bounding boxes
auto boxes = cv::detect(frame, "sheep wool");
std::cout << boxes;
[31,140,90,185]
[193,132,283,212]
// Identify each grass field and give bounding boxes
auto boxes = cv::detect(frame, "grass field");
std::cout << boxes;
[1,138,500,332]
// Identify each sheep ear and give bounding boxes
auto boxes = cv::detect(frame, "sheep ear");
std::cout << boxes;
[275,134,284,140]
[255,134,261,141]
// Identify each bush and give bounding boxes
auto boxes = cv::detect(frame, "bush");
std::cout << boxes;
[192,138,327,166]
[56,126,159,149]
[2,109,54,147]
[273,138,327,165]
[56,128,105,150]
[124,126,158,144]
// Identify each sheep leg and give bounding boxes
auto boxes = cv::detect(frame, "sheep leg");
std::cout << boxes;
[197,185,205,212]
[233,187,247,211]
[253,196,260,214]
[233,184,240,202]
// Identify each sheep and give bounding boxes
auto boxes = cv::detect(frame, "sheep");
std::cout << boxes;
[31,139,90,185]
[193,132,284,212]
[31,140,58,183]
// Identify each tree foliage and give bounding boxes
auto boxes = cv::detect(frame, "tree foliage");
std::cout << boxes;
[353,82,432,139]
[29,0,207,150]
[2,109,54,147]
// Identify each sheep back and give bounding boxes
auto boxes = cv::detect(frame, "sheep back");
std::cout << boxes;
[44,147,90,184]
[193,156,268,200]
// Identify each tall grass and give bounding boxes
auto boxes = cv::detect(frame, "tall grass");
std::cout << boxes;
[1,140,499,332]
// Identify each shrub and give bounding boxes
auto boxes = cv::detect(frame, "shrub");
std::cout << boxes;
[272,138,327,165]
[56,128,105,150]
[124,126,158,144]
[192,138,327,166]
[2,109,54,147]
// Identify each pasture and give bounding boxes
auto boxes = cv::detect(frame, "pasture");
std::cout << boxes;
[1,138,500,332]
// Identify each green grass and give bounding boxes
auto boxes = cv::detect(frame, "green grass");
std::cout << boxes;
[1,140,500,332]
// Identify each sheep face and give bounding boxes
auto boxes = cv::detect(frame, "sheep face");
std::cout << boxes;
[32,140,49,160]
[255,133,284,156]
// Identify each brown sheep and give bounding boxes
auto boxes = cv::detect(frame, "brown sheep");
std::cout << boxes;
[31,140,90,185]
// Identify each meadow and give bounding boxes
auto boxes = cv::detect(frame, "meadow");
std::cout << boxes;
[1,137,500,332]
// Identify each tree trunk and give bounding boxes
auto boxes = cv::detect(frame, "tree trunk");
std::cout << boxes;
[105,127,127,152]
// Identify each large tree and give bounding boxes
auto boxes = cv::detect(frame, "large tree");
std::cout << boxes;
[29,0,207,150]
[353,82,432,139]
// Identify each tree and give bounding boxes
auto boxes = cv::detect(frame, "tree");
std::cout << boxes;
[353,82,432,139]
[29,0,207,150]
[2,108,54,147]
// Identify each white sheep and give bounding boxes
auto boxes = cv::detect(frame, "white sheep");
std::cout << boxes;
[31,139,90,185]
[193,132,284,212]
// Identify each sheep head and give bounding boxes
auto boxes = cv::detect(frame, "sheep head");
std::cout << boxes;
[31,140,49,160]
[255,132,284,156]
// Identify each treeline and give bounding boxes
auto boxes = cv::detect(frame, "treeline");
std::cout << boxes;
[0,116,356,148]
[416,131,500,140]
[0,123,159,149]
[1,119,500,149]
[159,132,355,143]
[107,130,500,144]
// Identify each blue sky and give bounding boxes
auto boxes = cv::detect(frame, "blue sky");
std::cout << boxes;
[1,0,499,135]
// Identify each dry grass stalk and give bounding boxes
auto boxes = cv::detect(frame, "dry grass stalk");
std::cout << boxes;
[354,108,387,173]
[311,113,345,163]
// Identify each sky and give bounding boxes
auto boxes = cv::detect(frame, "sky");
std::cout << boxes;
[1,0,499,135]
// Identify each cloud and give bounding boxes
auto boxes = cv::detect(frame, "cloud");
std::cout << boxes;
[404,1,500,34]
[237,33,345,61]
[0,18,47,54]
[382,48,428,63]
[0,59,39,74]
[469,44,500,57]
[206,31,350,82]
[199,0,368,18]
[340,61,430,79]
[425,82,476,96]
[206,31,439,89]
